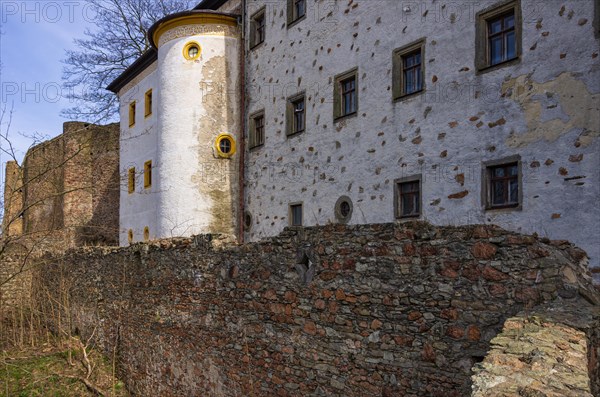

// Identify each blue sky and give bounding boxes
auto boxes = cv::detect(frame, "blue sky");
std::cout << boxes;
[1,1,99,195]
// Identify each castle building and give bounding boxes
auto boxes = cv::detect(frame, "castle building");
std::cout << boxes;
[107,0,599,280]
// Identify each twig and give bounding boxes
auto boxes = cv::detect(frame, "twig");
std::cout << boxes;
[55,373,106,396]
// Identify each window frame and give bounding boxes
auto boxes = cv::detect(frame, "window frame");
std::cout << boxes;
[475,0,522,72]
[287,0,306,27]
[144,89,153,118]
[249,110,265,150]
[393,38,426,101]
[128,167,135,194]
[286,92,306,137]
[250,7,266,49]
[333,67,358,121]
[482,155,523,211]
[289,202,303,227]
[144,160,152,189]
[394,174,422,219]
[128,101,136,127]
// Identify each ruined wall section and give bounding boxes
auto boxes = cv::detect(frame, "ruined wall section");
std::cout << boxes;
[471,299,600,397]
[243,0,600,279]
[36,223,599,397]
[1,161,23,237]
[6,121,119,250]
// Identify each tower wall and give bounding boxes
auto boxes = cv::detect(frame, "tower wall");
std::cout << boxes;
[154,15,241,238]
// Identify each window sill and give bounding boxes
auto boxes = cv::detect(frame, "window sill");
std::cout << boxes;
[249,143,264,152]
[286,130,304,138]
[476,56,521,75]
[485,204,522,212]
[287,14,306,29]
[393,89,424,103]
[250,41,265,51]
[396,214,421,220]
[334,111,357,123]
[144,114,152,119]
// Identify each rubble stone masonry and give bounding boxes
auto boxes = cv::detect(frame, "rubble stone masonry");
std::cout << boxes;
[36,222,599,396]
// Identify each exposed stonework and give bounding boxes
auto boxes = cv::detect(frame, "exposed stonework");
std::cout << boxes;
[472,299,600,397]
[35,223,599,397]
[2,121,120,250]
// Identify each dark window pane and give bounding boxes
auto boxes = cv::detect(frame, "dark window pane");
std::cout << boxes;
[402,194,415,216]
[508,164,518,176]
[405,70,414,93]
[415,65,422,92]
[494,167,505,177]
[492,181,505,205]
[489,19,502,34]
[291,205,302,226]
[509,179,518,203]
[490,36,503,65]
[505,14,515,28]
[506,31,516,59]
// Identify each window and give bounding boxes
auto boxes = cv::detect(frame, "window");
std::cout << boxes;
[286,93,305,136]
[183,42,201,60]
[483,157,522,210]
[394,175,422,219]
[249,110,265,149]
[250,8,266,48]
[215,134,236,158]
[143,226,149,242]
[393,38,425,100]
[128,167,135,194]
[333,68,358,120]
[289,203,303,226]
[144,161,152,188]
[128,229,133,244]
[476,0,521,71]
[287,0,306,26]
[334,196,353,224]
[129,101,136,127]
[144,90,152,117]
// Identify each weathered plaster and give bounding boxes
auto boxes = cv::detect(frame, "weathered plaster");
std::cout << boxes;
[502,72,600,148]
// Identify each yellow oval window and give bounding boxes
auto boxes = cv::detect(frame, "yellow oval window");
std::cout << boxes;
[215,134,236,158]
[183,41,202,60]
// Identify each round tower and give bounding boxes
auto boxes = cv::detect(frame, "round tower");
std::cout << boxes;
[148,11,241,239]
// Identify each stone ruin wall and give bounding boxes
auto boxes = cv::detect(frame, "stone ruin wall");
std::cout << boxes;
[1,121,120,307]
[35,222,599,397]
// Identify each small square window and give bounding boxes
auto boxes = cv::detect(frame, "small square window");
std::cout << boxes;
[290,203,303,226]
[394,175,422,219]
[129,101,136,127]
[128,167,135,194]
[483,157,522,210]
[476,0,521,71]
[250,8,266,48]
[334,68,358,120]
[286,93,305,136]
[287,0,306,26]
[144,160,152,189]
[144,90,152,117]
[249,110,265,149]
[393,38,425,100]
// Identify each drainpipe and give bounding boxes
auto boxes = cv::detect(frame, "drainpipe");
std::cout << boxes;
[237,0,247,244]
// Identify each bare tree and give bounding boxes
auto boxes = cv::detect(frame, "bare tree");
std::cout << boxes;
[61,0,196,123]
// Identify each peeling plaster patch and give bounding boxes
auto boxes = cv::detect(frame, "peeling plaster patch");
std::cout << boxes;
[502,73,600,148]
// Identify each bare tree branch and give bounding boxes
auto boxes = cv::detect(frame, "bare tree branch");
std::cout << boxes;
[61,0,195,123]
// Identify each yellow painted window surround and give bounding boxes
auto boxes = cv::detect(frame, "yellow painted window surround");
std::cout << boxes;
[143,226,150,241]
[128,167,135,194]
[127,229,133,244]
[129,101,136,127]
[144,90,152,117]
[144,160,152,188]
